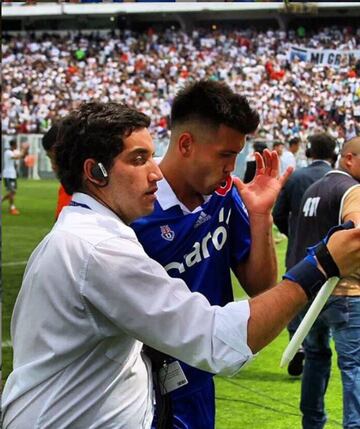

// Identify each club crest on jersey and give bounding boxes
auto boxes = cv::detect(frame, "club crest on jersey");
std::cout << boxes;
[160,225,175,241]
[215,176,233,196]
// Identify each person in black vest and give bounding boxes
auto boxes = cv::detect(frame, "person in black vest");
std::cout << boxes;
[291,136,360,429]
[273,133,337,376]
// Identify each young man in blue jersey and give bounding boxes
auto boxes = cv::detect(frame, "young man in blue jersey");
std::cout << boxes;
[132,80,293,429]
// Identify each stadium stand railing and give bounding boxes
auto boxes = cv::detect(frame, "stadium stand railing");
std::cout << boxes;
[2,134,251,180]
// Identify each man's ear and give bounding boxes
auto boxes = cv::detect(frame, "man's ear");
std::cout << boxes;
[178,132,194,158]
[84,158,105,185]
[341,153,353,170]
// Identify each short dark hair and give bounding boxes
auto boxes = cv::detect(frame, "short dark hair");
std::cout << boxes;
[42,123,60,151]
[253,140,267,154]
[272,141,284,148]
[289,137,300,147]
[170,80,259,134]
[9,140,17,148]
[308,133,336,160]
[55,102,150,195]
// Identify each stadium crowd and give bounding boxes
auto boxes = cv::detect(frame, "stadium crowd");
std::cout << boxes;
[2,25,360,144]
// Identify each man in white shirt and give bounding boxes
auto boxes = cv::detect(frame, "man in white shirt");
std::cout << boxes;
[273,140,286,174]
[2,140,28,215]
[281,137,301,174]
[2,102,360,429]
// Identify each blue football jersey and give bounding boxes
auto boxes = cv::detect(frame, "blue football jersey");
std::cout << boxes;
[131,176,251,395]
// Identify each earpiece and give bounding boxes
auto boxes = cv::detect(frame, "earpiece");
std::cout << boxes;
[91,162,108,180]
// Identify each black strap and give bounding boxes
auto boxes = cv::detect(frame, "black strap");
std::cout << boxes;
[143,346,174,429]
[315,242,340,278]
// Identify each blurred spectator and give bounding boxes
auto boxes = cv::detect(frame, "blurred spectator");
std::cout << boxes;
[281,136,300,172]
[273,141,285,172]
[2,140,29,215]
[243,140,267,183]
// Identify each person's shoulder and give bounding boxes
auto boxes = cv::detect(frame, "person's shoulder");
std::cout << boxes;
[330,171,360,188]
[282,167,302,187]
[282,150,295,161]
[57,207,137,247]
[279,166,312,195]
[290,165,316,180]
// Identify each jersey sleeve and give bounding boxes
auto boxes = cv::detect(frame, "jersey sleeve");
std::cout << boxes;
[229,186,251,268]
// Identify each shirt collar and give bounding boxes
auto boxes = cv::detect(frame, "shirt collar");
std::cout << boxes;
[71,192,126,225]
[311,159,332,166]
[156,177,211,215]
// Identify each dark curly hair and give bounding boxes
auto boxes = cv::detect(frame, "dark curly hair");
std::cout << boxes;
[170,80,259,134]
[55,102,150,195]
[42,122,60,151]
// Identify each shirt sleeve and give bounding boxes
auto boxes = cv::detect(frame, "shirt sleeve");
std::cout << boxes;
[82,235,254,376]
[341,186,360,221]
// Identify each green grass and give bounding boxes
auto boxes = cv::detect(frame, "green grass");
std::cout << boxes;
[2,180,59,386]
[2,179,342,427]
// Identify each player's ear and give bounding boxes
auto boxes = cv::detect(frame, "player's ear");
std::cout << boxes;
[178,132,193,158]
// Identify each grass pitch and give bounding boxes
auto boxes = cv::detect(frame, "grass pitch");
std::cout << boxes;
[2,179,342,428]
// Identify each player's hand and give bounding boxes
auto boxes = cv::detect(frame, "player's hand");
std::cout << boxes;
[234,149,293,216]
[326,226,360,277]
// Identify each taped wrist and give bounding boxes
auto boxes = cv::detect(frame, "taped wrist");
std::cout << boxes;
[283,255,326,300]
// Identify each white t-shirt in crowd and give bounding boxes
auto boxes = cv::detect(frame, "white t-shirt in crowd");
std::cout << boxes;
[281,150,297,175]
[2,148,18,179]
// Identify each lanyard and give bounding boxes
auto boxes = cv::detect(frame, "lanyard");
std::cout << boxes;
[69,201,91,210]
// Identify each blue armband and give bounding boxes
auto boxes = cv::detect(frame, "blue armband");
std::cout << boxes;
[283,255,326,300]
[283,221,355,300]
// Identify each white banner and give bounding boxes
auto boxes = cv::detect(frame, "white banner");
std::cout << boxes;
[289,46,360,67]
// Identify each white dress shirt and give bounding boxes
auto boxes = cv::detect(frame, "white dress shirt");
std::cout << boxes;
[2,193,253,429]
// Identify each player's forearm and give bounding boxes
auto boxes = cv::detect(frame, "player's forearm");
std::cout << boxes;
[247,280,307,353]
[236,213,277,296]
